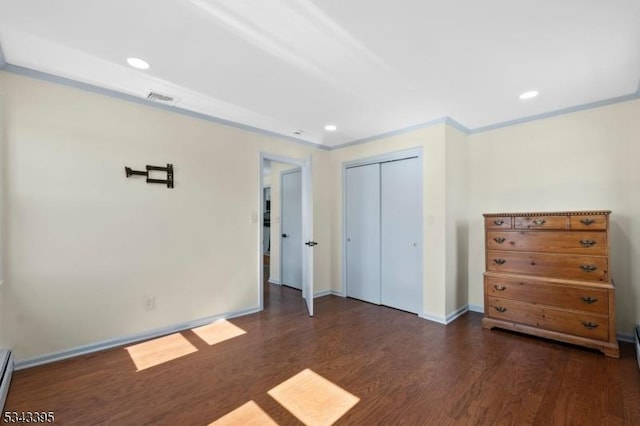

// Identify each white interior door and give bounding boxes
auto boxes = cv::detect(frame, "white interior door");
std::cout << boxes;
[345,163,381,304]
[281,169,302,290]
[301,156,314,316]
[381,157,421,313]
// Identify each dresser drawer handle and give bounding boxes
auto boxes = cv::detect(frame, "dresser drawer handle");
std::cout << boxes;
[579,239,596,247]
[494,306,507,313]
[494,285,506,291]
[493,237,506,244]
[581,296,599,304]
[493,259,506,265]
[493,219,505,226]
[580,218,595,226]
[581,321,599,329]
[580,264,598,272]
[532,219,546,226]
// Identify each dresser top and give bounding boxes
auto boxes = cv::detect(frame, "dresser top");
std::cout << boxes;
[483,210,611,218]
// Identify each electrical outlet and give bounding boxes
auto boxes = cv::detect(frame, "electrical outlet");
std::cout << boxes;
[144,295,156,311]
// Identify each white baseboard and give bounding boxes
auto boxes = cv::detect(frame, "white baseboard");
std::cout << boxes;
[420,305,469,325]
[14,306,260,371]
[445,306,469,323]
[468,304,484,313]
[313,290,343,299]
[268,278,281,285]
[419,312,446,325]
[617,332,634,343]
[313,290,332,298]
[330,290,345,297]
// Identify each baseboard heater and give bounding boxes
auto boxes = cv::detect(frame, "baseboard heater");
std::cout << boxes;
[0,350,13,411]
[636,327,640,372]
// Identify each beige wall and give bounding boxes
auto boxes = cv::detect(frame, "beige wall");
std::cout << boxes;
[0,71,331,361]
[468,99,640,334]
[445,125,469,315]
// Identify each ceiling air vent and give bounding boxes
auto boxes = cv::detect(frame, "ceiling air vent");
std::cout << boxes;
[147,91,175,103]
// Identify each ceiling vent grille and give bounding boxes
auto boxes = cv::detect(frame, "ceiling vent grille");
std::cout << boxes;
[147,91,174,103]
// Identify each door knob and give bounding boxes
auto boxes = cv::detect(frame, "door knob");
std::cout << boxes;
[282,233,288,238]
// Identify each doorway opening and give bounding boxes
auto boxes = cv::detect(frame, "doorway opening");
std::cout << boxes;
[259,153,314,316]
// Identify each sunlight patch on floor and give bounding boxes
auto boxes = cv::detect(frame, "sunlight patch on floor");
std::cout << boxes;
[191,319,247,346]
[125,333,198,371]
[268,368,359,426]
[209,401,278,426]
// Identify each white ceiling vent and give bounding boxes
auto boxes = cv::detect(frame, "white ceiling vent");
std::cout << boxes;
[146,91,175,103]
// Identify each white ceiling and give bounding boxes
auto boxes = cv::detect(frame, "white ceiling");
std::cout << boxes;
[0,0,638,147]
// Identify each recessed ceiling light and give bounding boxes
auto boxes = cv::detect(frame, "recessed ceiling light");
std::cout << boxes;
[127,57,150,70]
[324,124,337,131]
[519,90,539,100]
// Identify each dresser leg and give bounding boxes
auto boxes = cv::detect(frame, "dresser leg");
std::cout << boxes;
[481,318,494,329]
[601,346,620,358]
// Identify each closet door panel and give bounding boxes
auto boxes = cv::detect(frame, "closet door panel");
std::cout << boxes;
[381,158,421,313]
[345,164,381,304]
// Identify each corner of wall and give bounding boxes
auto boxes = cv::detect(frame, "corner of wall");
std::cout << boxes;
[443,123,470,317]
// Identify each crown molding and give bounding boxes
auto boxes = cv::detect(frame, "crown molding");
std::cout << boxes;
[0,61,330,151]
[1,55,639,151]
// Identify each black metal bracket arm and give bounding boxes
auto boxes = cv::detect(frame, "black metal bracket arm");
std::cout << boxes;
[125,164,174,188]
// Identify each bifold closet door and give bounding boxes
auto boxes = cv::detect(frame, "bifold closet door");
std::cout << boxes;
[381,157,421,314]
[345,164,381,304]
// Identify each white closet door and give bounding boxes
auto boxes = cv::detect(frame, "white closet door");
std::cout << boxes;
[281,169,302,289]
[345,164,381,304]
[381,157,421,313]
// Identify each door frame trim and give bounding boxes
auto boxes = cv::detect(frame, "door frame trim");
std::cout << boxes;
[259,152,309,312]
[341,147,424,311]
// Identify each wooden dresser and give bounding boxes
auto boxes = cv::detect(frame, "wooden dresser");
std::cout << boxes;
[482,211,619,357]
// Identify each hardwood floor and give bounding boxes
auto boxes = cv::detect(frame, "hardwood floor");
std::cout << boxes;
[4,283,640,425]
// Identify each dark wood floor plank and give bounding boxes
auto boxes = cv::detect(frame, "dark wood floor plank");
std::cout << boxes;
[4,283,640,425]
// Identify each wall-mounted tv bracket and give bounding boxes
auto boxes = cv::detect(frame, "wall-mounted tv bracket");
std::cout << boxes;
[125,164,174,188]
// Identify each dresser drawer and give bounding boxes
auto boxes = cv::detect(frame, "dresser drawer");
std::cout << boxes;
[484,275,609,314]
[514,215,568,230]
[571,214,608,230]
[487,297,609,341]
[487,250,608,281]
[486,230,607,255]
[485,217,512,229]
